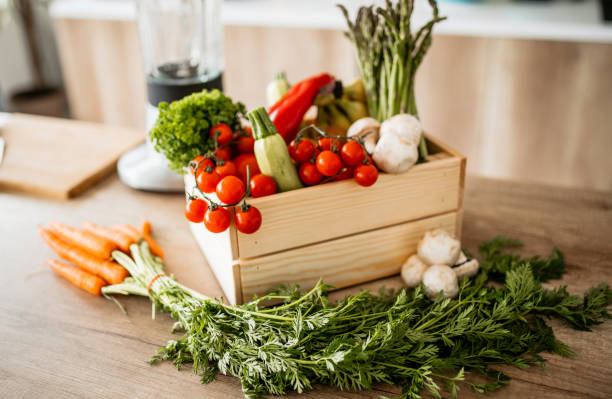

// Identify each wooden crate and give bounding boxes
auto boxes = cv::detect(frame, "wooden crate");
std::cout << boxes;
[185,134,465,304]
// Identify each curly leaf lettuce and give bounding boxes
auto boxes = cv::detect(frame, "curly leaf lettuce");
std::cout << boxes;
[149,89,246,174]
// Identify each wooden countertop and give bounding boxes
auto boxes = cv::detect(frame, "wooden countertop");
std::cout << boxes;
[1,175,611,398]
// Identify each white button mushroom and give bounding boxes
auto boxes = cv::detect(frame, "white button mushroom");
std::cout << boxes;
[372,133,418,174]
[417,229,461,266]
[422,264,459,299]
[401,255,429,288]
[453,259,480,279]
[379,114,422,145]
[347,117,380,154]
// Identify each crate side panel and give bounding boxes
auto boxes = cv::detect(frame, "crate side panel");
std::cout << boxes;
[239,211,459,301]
[238,157,462,259]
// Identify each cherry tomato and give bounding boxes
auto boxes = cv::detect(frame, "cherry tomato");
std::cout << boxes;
[236,135,255,154]
[216,176,245,204]
[189,155,214,175]
[203,206,231,233]
[354,164,379,187]
[215,146,232,162]
[196,168,221,193]
[333,167,354,182]
[318,137,343,152]
[250,174,277,198]
[316,150,342,177]
[234,205,262,234]
[209,123,233,146]
[233,154,260,184]
[214,160,237,179]
[299,162,323,185]
[184,198,207,223]
[341,141,366,167]
[289,139,315,163]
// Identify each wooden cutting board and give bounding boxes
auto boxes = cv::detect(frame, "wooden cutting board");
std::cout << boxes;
[0,113,143,199]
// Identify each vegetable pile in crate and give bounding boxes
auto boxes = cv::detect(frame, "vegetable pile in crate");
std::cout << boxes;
[145,0,464,303]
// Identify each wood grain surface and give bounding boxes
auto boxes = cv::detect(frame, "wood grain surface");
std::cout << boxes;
[1,174,610,398]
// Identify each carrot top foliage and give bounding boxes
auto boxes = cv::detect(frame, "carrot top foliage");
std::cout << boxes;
[105,239,611,399]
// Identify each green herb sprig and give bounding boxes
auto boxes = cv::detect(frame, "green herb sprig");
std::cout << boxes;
[104,239,611,399]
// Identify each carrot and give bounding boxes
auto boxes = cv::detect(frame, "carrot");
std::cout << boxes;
[112,224,141,242]
[83,222,134,252]
[47,259,106,295]
[143,233,164,258]
[39,227,129,285]
[49,222,117,259]
[141,220,152,236]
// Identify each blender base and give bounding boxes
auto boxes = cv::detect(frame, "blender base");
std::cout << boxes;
[117,142,185,192]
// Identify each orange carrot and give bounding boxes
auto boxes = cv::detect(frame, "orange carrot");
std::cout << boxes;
[141,220,152,236]
[83,222,134,252]
[143,233,164,258]
[39,227,129,284]
[47,259,106,295]
[112,224,141,242]
[49,222,117,259]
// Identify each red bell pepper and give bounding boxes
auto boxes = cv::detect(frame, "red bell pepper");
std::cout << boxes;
[268,73,334,144]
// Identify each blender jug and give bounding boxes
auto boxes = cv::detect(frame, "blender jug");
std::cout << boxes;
[118,0,223,191]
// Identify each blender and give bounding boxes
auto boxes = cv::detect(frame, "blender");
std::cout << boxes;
[118,0,224,191]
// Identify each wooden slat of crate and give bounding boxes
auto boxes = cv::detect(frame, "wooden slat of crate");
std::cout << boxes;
[239,156,463,259]
[239,210,461,301]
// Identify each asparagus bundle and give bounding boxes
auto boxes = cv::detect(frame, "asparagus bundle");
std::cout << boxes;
[339,0,446,158]
[104,241,611,399]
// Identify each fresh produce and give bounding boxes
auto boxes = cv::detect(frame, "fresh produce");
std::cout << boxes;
[315,150,342,177]
[102,239,611,399]
[417,229,461,266]
[233,154,260,185]
[347,117,379,154]
[83,222,133,252]
[214,160,237,179]
[343,78,366,103]
[234,204,262,235]
[248,107,303,192]
[422,264,459,299]
[353,163,378,186]
[49,221,117,259]
[372,131,418,174]
[141,220,152,236]
[249,174,277,198]
[196,165,221,193]
[203,206,231,233]
[236,134,255,154]
[266,71,291,106]
[111,223,163,258]
[47,259,107,296]
[298,162,323,186]
[268,73,334,143]
[209,123,233,146]
[214,146,232,162]
[39,226,129,285]
[142,231,164,259]
[184,198,207,223]
[340,140,365,167]
[149,90,245,173]
[288,139,315,163]
[401,255,429,288]
[339,0,446,159]
[216,176,246,205]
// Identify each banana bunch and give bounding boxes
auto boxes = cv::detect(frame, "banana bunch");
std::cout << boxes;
[314,78,368,136]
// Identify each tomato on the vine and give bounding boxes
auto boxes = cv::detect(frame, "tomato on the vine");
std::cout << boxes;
[203,206,231,233]
[318,137,343,152]
[216,176,245,204]
[354,164,379,187]
[234,154,260,184]
[214,161,237,179]
[299,162,323,185]
[250,174,276,198]
[316,150,342,177]
[340,141,366,167]
[196,168,221,193]
[289,139,315,163]
[190,155,213,175]
[236,135,255,154]
[215,146,232,162]
[234,205,262,234]
[209,123,233,146]
[333,167,354,182]
[184,198,207,223]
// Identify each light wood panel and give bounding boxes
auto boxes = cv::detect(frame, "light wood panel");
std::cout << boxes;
[1,174,611,398]
[0,113,143,199]
[239,152,462,259]
[239,211,460,300]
